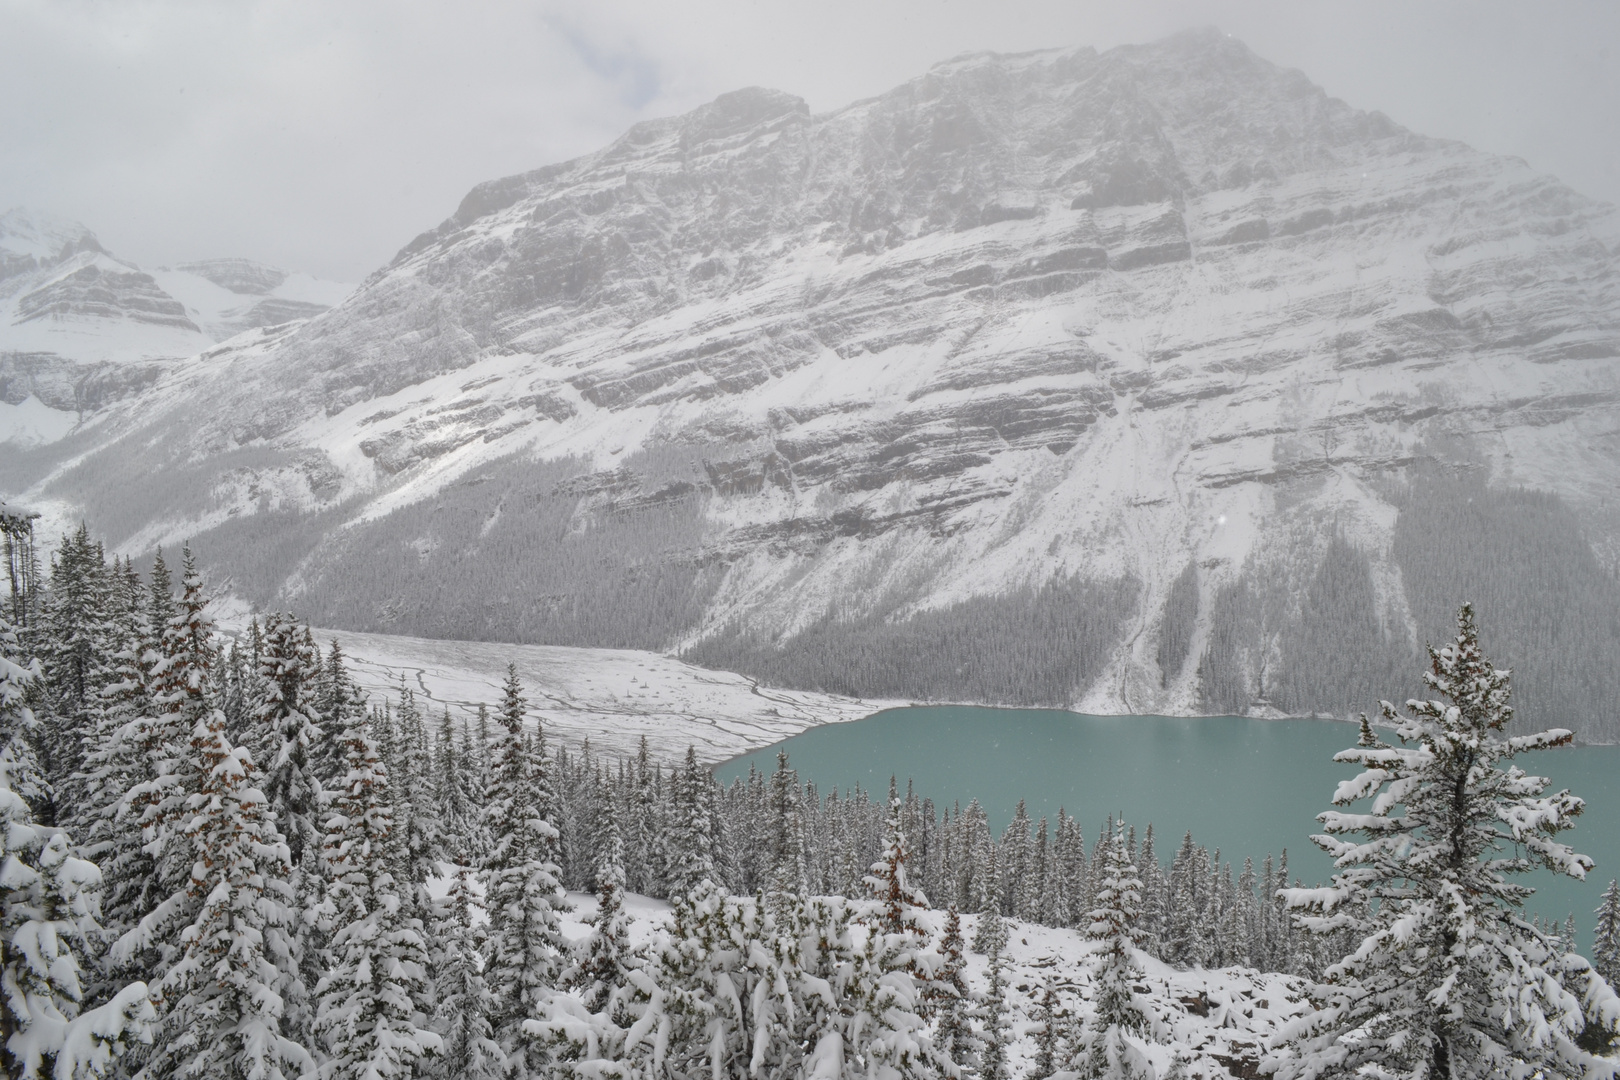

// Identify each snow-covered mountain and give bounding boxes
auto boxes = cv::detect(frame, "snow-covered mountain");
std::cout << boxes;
[7,30,1620,738]
[0,208,351,440]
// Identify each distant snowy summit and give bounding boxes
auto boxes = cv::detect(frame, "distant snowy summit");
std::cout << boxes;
[6,30,1620,740]
[0,207,351,440]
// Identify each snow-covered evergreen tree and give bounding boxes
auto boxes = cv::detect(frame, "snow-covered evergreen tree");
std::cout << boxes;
[38,525,115,825]
[482,664,567,1073]
[979,943,1011,1080]
[1596,880,1620,992]
[125,704,311,1080]
[1031,979,1064,1080]
[665,747,716,902]
[392,686,443,912]
[866,790,931,944]
[973,901,1008,957]
[0,601,45,812]
[765,751,806,914]
[1072,816,1156,1080]
[1271,604,1620,1080]
[253,612,329,1046]
[572,812,634,1015]
[932,904,978,1071]
[433,706,479,862]
[429,865,500,1080]
[1,619,154,1080]
[314,708,441,1080]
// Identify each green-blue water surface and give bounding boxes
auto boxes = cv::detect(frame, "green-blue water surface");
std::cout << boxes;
[716,707,1620,952]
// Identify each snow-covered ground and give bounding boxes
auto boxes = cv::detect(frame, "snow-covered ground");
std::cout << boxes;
[0,394,78,446]
[561,890,1310,1079]
[305,626,898,763]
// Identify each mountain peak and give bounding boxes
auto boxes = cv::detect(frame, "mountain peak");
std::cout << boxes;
[0,207,105,274]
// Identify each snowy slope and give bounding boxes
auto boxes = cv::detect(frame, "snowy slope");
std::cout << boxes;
[0,207,352,429]
[559,890,1313,1080]
[6,31,1620,730]
[293,624,895,763]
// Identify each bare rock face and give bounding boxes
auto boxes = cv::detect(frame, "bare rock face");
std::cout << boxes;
[16,262,200,331]
[11,30,1620,737]
[175,258,290,295]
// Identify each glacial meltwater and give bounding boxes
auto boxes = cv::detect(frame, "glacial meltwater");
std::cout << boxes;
[716,706,1620,952]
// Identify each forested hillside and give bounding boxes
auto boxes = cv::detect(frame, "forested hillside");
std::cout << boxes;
[4,503,1619,1078]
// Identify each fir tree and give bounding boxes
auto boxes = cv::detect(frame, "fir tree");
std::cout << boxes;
[253,612,328,1047]
[866,789,930,942]
[434,706,478,861]
[314,708,441,1080]
[765,751,807,915]
[0,600,45,808]
[1272,604,1620,1080]
[392,686,443,909]
[254,613,327,873]
[39,525,113,824]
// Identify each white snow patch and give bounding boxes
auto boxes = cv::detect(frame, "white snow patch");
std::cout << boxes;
[0,395,77,446]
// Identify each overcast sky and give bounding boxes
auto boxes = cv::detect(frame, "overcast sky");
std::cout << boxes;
[3,0,1616,282]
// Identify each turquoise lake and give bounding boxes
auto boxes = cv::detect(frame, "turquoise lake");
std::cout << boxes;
[716,706,1620,952]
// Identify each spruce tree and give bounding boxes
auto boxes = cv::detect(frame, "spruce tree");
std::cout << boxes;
[254,612,328,1046]
[1272,604,1620,1080]
[39,525,113,824]
[978,943,1011,1080]
[0,598,45,807]
[866,789,930,941]
[932,904,977,1070]
[665,746,717,902]
[314,708,441,1080]
[973,901,1008,957]
[1075,816,1156,1080]
[1,612,154,1080]
[130,705,311,1080]
[573,811,634,1015]
[434,706,478,860]
[765,751,806,915]
[1031,979,1063,1080]
[1595,880,1620,991]
[482,665,567,1072]
[392,686,443,908]
[429,865,499,1080]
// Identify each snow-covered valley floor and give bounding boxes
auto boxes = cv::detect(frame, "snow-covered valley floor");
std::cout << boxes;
[300,626,899,763]
[560,890,1309,1080]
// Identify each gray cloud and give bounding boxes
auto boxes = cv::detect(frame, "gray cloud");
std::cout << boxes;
[2,0,1615,281]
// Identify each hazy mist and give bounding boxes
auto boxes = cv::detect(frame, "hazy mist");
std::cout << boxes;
[3,0,1617,280]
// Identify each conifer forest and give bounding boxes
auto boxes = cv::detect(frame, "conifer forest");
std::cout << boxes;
[7,11,1620,1080]
[6,495,1620,1079]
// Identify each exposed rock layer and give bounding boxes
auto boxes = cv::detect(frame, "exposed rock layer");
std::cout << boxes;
[7,31,1620,736]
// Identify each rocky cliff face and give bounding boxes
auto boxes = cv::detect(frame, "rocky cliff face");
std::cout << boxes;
[8,30,1620,737]
[0,209,351,421]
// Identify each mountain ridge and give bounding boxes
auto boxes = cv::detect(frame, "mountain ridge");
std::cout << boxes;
[5,30,1620,739]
